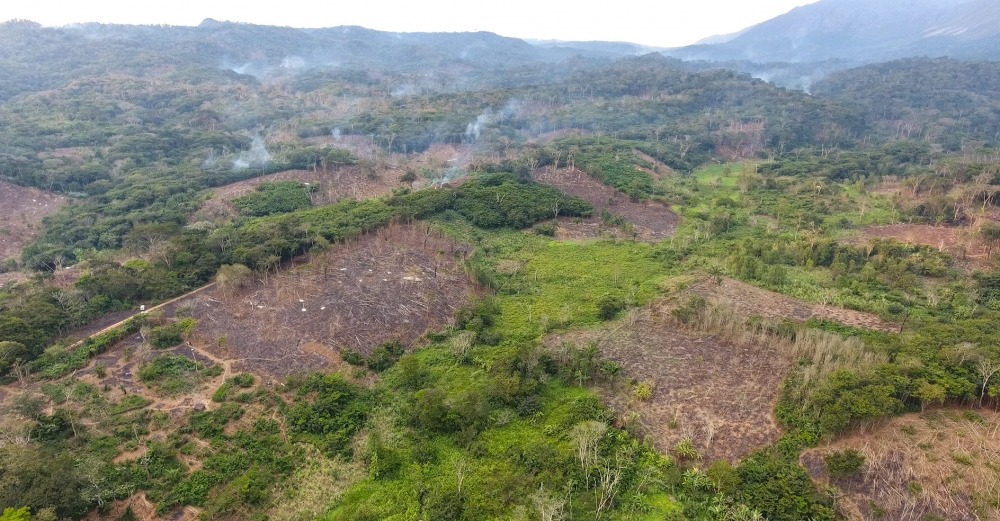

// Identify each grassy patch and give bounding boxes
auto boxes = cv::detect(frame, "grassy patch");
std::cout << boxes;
[479,238,666,341]
[137,355,221,395]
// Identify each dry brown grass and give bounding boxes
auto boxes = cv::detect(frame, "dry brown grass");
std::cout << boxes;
[194,165,406,224]
[269,446,366,521]
[855,224,995,272]
[802,409,1000,521]
[532,167,679,241]
[684,276,897,332]
[546,306,791,463]
[543,286,888,464]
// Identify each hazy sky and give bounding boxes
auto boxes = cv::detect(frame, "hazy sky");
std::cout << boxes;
[0,0,818,47]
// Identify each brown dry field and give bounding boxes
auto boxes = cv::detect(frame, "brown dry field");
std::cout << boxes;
[164,223,479,379]
[686,276,897,332]
[533,167,680,241]
[195,165,406,223]
[0,179,67,262]
[856,223,995,271]
[802,409,1000,521]
[0,271,29,288]
[632,150,675,181]
[195,143,477,223]
[546,307,791,463]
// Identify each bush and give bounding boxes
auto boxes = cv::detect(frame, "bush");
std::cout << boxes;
[149,318,197,349]
[533,222,557,237]
[673,439,700,461]
[233,181,313,217]
[597,295,627,321]
[212,373,255,402]
[285,374,370,457]
[341,350,365,366]
[824,449,865,477]
[634,381,655,401]
[138,355,215,395]
[366,340,405,372]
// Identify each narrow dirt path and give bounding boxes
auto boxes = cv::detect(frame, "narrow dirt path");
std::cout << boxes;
[62,282,218,353]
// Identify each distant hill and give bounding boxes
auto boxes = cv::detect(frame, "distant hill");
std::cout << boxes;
[0,20,643,102]
[811,57,1000,150]
[666,0,1000,65]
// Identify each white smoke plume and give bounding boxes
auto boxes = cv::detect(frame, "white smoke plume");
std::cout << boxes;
[232,136,272,170]
[465,110,494,143]
[464,99,525,144]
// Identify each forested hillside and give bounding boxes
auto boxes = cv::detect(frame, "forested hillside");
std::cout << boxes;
[0,18,999,521]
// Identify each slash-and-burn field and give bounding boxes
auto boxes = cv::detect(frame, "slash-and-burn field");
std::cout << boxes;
[172,224,479,378]
[854,224,995,271]
[0,179,67,262]
[533,167,679,241]
[196,165,405,223]
[802,409,1000,521]
[547,308,791,463]
[686,276,897,332]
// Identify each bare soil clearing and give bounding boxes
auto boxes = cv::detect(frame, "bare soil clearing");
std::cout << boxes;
[802,409,1000,521]
[0,179,67,262]
[632,150,675,180]
[547,307,790,463]
[83,492,197,521]
[685,276,897,332]
[0,271,29,288]
[170,224,479,379]
[196,165,405,223]
[196,143,477,223]
[533,167,679,241]
[855,224,994,271]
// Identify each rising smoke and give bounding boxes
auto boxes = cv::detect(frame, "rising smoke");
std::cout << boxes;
[232,136,273,170]
[464,99,523,144]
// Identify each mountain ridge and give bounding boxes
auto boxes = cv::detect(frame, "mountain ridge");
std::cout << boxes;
[665,0,1000,65]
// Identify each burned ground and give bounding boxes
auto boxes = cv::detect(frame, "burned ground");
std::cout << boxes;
[854,223,995,272]
[0,179,67,263]
[546,307,791,463]
[533,167,679,241]
[195,165,405,224]
[165,224,479,379]
[685,276,897,332]
[802,409,1000,521]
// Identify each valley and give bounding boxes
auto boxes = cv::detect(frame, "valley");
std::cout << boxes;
[1,3,1000,520]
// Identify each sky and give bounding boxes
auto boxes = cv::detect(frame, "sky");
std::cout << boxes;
[0,0,818,48]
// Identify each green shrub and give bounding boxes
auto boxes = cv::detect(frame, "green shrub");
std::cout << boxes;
[597,295,627,321]
[138,355,215,395]
[366,340,405,373]
[149,318,197,349]
[824,449,865,477]
[341,350,365,366]
[285,374,370,457]
[233,181,313,217]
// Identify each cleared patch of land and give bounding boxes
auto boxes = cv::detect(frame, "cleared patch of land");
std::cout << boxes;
[633,150,675,180]
[802,409,1000,521]
[0,179,67,262]
[171,223,479,379]
[546,307,791,463]
[685,276,897,332]
[195,165,404,223]
[0,271,29,288]
[855,224,994,271]
[196,143,478,224]
[533,167,679,241]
